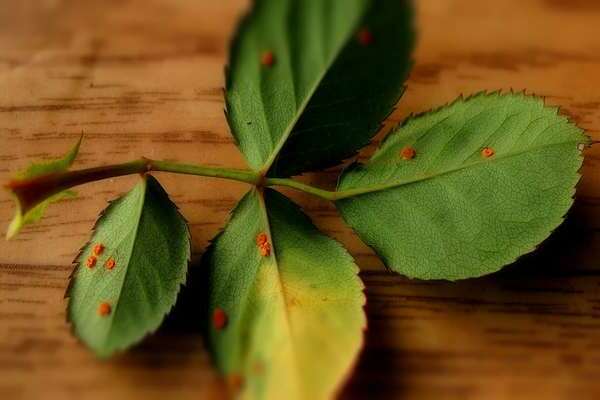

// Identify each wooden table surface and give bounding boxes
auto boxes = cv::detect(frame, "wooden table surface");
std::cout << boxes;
[1,0,599,399]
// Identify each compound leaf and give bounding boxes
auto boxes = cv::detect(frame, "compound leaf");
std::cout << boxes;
[203,188,365,399]
[67,175,190,357]
[337,92,589,280]
[226,0,414,177]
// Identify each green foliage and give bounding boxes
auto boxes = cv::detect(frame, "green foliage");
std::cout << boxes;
[203,189,365,399]
[226,0,414,177]
[337,92,589,280]
[17,136,81,180]
[67,175,190,358]
[5,137,81,239]
[2,1,593,398]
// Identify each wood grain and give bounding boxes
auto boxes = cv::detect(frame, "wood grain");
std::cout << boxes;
[1,0,599,399]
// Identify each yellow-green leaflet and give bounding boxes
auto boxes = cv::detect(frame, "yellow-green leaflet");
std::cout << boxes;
[203,189,365,399]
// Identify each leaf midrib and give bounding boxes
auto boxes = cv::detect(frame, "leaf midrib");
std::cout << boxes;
[337,139,582,200]
[255,189,304,397]
[259,6,366,175]
[104,177,148,347]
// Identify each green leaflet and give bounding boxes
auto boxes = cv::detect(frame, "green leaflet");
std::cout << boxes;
[67,175,190,358]
[226,0,414,177]
[5,137,82,239]
[203,189,365,400]
[14,136,81,180]
[336,92,589,280]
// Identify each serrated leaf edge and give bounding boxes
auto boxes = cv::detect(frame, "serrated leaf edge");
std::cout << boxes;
[65,174,192,357]
[337,90,589,281]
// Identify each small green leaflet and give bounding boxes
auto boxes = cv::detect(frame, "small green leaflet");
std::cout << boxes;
[203,189,365,399]
[5,137,81,239]
[67,175,190,358]
[337,92,589,280]
[226,0,414,177]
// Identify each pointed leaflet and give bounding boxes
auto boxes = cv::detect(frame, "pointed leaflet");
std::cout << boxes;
[336,92,589,280]
[203,189,365,399]
[226,0,414,177]
[5,137,81,239]
[67,175,190,357]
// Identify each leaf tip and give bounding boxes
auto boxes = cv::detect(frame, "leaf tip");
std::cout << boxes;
[6,212,22,240]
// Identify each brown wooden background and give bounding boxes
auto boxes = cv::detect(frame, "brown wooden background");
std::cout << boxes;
[1,0,599,399]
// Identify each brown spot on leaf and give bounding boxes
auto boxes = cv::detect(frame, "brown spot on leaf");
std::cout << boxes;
[98,302,111,316]
[256,232,268,246]
[252,361,265,375]
[261,51,275,67]
[93,243,104,256]
[86,256,97,269]
[400,146,416,160]
[259,242,271,257]
[357,28,373,46]
[481,147,495,158]
[226,373,244,392]
[257,233,271,257]
[213,308,228,330]
[105,258,116,270]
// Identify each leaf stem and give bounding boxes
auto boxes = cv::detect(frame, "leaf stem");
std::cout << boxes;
[264,178,337,201]
[149,160,261,185]
[7,158,371,208]
[5,159,261,214]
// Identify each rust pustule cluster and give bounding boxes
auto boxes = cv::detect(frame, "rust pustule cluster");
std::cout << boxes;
[400,146,416,160]
[256,232,271,257]
[481,147,495,158]
[213,307,228,330]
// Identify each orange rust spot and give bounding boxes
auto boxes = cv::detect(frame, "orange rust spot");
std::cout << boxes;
[400,146,416,160]
[481,147,495,158]
[256,232,268,246]
[261,51,275,67]
[92,243,104,256]
[259,242,271,257]
[252,361,265,375]
[86,256,97,269]
[226,374,244,392]
[105,258,116,270]
[357,28,373,46]
[213,308,228,330]
[257,232,271,257]
[98,302,111,316]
